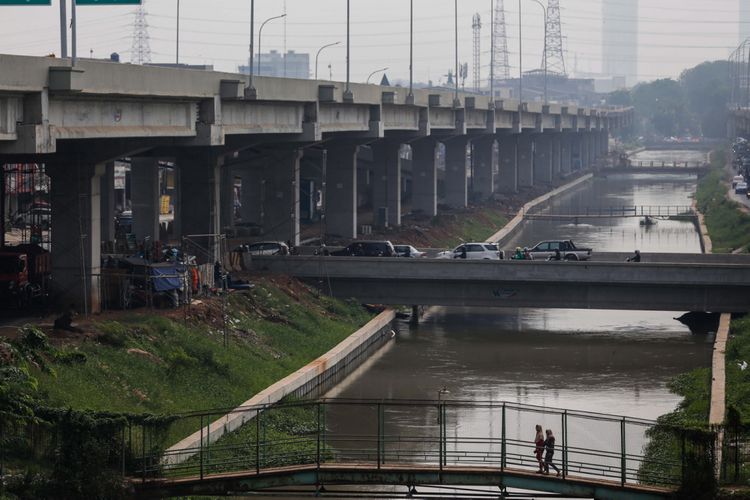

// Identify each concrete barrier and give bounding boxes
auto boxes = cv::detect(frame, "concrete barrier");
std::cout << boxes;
[163,309,396,464]
[488,173,594,246]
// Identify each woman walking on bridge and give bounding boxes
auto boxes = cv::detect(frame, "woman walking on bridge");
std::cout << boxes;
[543,429,561,477]
[534,425,545,473]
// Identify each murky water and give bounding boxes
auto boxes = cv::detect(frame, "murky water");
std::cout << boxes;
[317,152,714,498]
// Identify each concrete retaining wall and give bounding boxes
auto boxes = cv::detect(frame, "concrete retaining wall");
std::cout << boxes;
[163,309,396,464]
[488,173,594,246]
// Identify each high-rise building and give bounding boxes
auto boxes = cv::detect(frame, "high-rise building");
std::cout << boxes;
[742,2,750,43]
[602,0,638,88]
[238,50,310,79]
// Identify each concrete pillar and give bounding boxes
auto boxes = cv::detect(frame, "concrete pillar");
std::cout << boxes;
[263,149,302,245]
[581,134,591,170]
[600,130,610,156]
[326,144,358,239]
[100,161,115,243]
[472,137,497,201]
[130,157,160,243]
[533,134,554,185]
[496,135,518,193]
[48,162,103,313]
[444,137,470,208]
[410,138,439,217]
[177,148,222,262]
[588,132,598,165]
[517,134,534,188]
[220,165,235,231]
[560,134,572,175]
[551,135,562,179]
[236,165,261,227]
[371,140,402,227]
[172,166,181,239]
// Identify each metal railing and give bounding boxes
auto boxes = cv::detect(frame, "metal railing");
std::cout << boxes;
[130,399,713,491]
[523,205,696,218]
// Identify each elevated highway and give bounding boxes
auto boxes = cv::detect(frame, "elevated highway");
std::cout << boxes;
[247,253,750,312]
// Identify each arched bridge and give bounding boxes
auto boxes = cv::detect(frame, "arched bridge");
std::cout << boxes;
[247,253,750,312]
[132,399,712,499]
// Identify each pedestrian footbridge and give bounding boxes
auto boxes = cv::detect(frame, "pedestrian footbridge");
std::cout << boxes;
[132,399,711,499]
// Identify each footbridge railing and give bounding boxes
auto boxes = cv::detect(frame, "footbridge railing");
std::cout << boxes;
[128,399,716,498]
[523,205,696,220]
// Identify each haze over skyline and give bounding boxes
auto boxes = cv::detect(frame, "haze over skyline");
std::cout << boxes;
[0,0,742,86]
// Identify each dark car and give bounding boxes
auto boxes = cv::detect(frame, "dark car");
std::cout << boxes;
[330,240,396,257]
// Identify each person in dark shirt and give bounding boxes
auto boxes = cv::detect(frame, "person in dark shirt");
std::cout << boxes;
[626,249,641,262]
[543,429,561,476]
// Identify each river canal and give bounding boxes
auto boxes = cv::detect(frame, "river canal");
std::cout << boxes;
[321,150,714,497]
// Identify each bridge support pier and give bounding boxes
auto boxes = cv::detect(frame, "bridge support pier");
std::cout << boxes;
[131,157,161,243]
[326,143,359,239]
[100,161,115,244]
[588,131,598,166]
[220,164,235,232]
[262,148,302,245]
[551,135,562,179]
[496,134,518,193]
[517,134,534,188]
[533,134,554,185]
[48,161,104,313]
[444,136,471,208]
[600,129,610,157]
[177,148,223,262]
[560,134,573,175]
[371,140,403,228]
[410,138,439,217]
[472,137,497,201]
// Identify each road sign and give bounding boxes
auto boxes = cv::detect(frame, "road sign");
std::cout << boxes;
[76,0,141,4]
[0,1,51,5]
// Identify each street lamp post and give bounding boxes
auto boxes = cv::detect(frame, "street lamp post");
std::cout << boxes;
[248,0,255,92]
[257,13,287,76]
[454,0,459,106]
[344,0,352,101]
[176,0,180,65]
[315,41,341,80]
[366,67,389,84]
[526,0,548,103]
[408,0,414,102]
[518,0,522,104]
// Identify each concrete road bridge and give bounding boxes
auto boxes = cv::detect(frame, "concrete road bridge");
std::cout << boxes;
[247,253,750,312]
[0,54,632,311]
[130,399,711,500]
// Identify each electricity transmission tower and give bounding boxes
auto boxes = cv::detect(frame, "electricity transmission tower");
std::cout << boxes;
[130,1,152,65]
[545,0,566,75]
[492,0,511,81]
[472,13,482,92]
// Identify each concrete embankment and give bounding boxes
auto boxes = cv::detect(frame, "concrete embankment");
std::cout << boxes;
[165,309,396,464]
[488,173,594,246]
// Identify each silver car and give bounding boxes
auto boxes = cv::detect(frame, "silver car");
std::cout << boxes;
[436,243,503,260]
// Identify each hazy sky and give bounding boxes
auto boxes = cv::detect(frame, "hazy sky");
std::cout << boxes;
[0,0,742,85]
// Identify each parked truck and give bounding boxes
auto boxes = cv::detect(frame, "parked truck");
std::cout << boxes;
[527,240,593,261]
[0,245,50,307]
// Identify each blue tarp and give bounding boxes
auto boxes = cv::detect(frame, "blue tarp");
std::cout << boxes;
[150,265,185,292]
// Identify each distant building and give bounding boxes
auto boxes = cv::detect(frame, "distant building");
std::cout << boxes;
[602,0,638,87]
[742,2,750,44]
[239,50,310,79]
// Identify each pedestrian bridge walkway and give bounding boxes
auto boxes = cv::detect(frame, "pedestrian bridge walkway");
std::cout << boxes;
[131,399,712,499]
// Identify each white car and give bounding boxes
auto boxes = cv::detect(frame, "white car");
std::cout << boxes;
[733,175,744,188]
[393,244,425,258]
[436,243,503,260]
[235,241,290,256]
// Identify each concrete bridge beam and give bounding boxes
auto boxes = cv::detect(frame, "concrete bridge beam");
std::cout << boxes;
[370,140,403,228]
[131,157,161,243]
[496,134,518,194]
[48,162,103,313]
[517,134,534,188]
[472,137,497,201]
[326,143,359,239]
[410,137,440,217]
[444,136,471,208]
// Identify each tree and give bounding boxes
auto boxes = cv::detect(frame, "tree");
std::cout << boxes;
[679,61,730,138]
[631,79,691,138]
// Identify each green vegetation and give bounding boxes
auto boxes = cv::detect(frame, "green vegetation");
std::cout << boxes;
[430,207,508,247]
[607,60,730,140]
[695,156,750,253]
[0,279,374,498]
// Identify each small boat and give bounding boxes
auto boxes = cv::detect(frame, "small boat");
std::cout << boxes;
[639,217,657,227]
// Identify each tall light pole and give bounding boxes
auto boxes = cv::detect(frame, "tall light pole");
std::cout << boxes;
[408,0,414,102]
[454,0,459,106]
[315,42,341,80]
[518,0,522,104]
[344,0,352,101]
[366,67,389,84]
[526,0,548,103]
[258,13,287,76]
[176,0,180,65]
[248,0,255,92]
